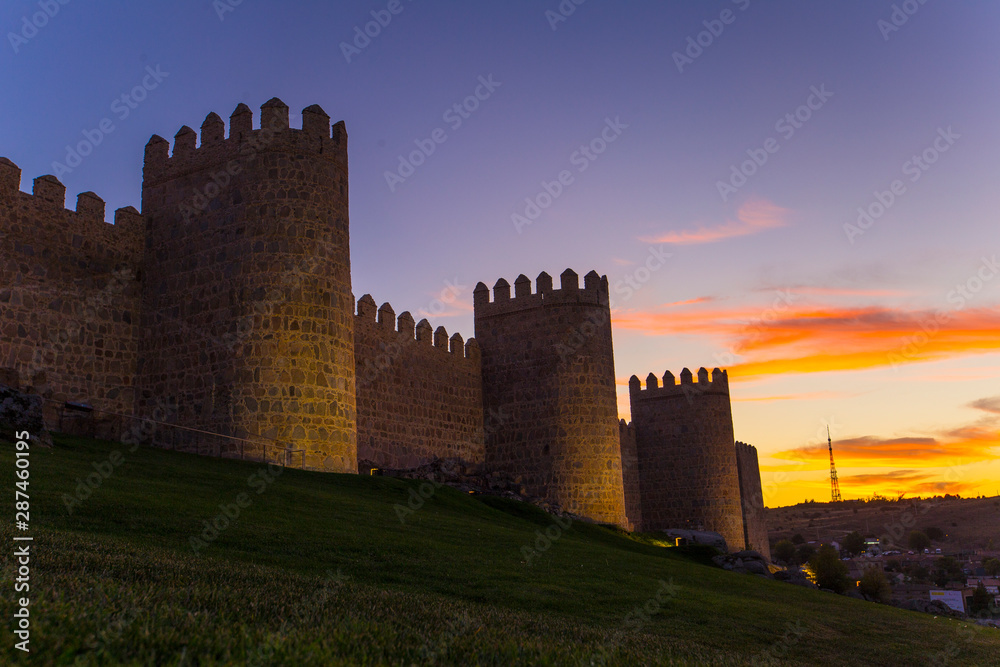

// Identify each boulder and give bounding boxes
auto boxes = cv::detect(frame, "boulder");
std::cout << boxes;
[0,384,52,446]
[662,529,728,551]
[894,598,966,618]
[773,568,817,589]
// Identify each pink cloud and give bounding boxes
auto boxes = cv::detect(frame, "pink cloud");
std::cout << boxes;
[639,198,791,245]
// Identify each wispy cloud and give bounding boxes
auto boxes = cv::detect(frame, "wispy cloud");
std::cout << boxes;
[839,470,978,496]
[660,296,714,308]
[772,431,1000,468]
[639,198,791,245]
[969,396,1000,415]
[613,303,1000,377]
[733,390,855,403]
[782,286,914,298]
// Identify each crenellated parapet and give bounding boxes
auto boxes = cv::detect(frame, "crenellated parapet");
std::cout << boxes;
[619,418,642,531]
[628,364,743,547]
[628,367,729,400]
[3,93,762,538]
[0,160,144,424]
[137,96,356,474]
[354,293,484,471]
[734,440,770,560]
[473,268,609,318]
[354,294,479,361]
[0,158,145,253]
[142,98,347,186]
[475,266,625,527]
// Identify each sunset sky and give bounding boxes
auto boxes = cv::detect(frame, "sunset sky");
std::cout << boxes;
[2,1,998,507]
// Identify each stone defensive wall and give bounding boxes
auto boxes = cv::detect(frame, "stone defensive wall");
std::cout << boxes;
[619,419,642,531]
[474,269,627,527]
[735,440,770,560]
[628,367,745,549]
[354,294,484,470]
[0,158,144,423]
[138,99,357,472]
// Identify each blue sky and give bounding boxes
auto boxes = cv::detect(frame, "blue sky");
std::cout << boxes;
[3,0,999,504]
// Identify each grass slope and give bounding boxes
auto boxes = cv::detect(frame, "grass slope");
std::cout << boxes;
[2,434,998,665]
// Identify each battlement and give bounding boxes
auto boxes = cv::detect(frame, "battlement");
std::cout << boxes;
[628,367,729,399]
[0,158,145,241]
[734,439,769,560]
[142,98,348,185]
[355,294,479,361]
[473,268,609,317]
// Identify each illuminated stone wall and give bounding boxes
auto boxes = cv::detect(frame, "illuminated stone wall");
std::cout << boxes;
[354,294,484,469]
[0,159,143,424]
[139,99,357,471]
[1,100,757,538]
[475,269,627,527]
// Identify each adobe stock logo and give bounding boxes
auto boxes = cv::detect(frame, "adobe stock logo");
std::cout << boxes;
[716,85,832,202]
[49,66,170,178]
[672,0,752,73]
[340,0,415,64]
[384,75,502,192]
[877,0,932,41]
[844,126,958,244]
[7,0,71,54]
[511,116,627,233]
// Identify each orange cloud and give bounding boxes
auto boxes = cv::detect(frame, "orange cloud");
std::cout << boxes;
[613,302,1000,378]
[839,470,979,496]
[660,296,715,308]
[772,432,1000,468]
[639,198,790,245]
[842,470,930,486]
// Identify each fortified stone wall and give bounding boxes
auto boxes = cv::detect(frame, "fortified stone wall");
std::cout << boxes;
[138,99,357,471]
[1,98,758,538]
[628,368,745,549]
[354,294,483,470]
[0,158,144,425]
[474,269,627,527]
[619,419,642,531]
[735,440,770,560]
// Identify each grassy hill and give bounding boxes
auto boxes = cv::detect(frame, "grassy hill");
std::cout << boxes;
[2,434,999,665]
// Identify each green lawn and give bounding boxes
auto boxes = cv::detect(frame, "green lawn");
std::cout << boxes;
[2,434,998,665]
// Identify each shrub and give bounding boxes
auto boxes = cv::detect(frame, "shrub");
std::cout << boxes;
[924,526,944,541]
[842,531,865,557]
[809,545,849,593]
[774,540,796,564]
[907,530,930,552]
[970,582,993,616]
[859,566,892,603]
[795,543,816,566]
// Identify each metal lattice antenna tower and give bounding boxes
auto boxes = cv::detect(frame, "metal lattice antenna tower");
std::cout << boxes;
[828,426,842,503]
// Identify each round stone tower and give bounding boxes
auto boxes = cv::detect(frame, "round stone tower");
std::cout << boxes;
[139,98,357,472]
[474,269,627,527]
[628,368,745,549]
